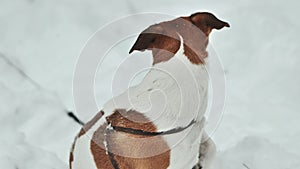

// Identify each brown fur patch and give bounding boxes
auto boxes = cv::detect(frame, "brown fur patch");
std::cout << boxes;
[108,131,170,169]
[90,109,170,169]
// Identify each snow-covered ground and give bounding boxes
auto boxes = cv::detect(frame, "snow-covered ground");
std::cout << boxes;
[0,0,300,168]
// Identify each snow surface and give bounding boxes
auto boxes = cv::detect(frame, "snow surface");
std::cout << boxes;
[0,0,300,168]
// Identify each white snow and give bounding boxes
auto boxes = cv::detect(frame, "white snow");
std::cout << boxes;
[0,0,300,168]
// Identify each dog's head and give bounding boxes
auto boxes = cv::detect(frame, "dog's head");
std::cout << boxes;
[129,12,229,65]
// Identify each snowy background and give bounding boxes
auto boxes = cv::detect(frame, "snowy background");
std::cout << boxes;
[1,0,300,169]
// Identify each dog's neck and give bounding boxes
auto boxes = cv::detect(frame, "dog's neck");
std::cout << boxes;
[130,40,209,130]
[151,39,209,94]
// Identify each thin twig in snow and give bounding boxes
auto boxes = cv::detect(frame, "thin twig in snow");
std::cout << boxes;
[243,163,250,169]
[0,52,42,89]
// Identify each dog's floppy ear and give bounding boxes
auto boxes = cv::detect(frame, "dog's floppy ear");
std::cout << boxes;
[129,24,164,54]
[190,12,230,36]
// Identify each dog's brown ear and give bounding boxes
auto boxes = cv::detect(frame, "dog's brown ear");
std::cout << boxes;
[129,24,164,54]
[190,12,230,36]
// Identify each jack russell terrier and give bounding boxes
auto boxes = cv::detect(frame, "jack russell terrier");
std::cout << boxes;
[69,12,229,169]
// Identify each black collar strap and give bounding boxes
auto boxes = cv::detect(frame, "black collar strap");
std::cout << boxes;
[112,119,196,136]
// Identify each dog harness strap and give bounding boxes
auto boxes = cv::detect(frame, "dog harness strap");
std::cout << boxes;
[104,120,196,168]
[105,128,120,169]
[112,119,196,136]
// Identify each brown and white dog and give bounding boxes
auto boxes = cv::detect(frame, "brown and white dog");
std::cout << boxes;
[70,12,229,169]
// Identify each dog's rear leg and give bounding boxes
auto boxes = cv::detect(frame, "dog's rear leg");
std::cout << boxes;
[193,132,216,169]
